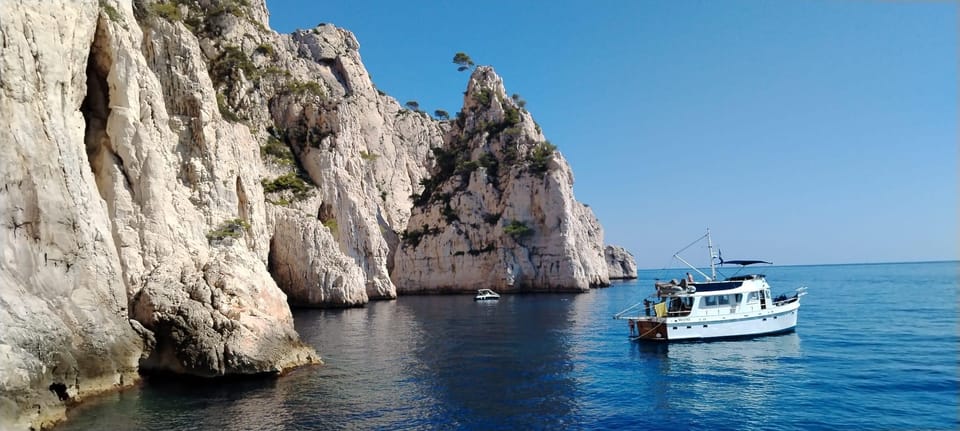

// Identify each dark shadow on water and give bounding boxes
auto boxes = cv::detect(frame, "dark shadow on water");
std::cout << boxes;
[397,293,582,429]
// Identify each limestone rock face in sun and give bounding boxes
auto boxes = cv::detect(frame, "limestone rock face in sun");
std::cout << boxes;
[605,245,639,280]
[267,24,443,302]
[391,67,610,293]
[0,1,316,428]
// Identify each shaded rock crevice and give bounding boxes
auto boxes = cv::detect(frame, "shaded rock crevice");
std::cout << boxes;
[82,17,138,297]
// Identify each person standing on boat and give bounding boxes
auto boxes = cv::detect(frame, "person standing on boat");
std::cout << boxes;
[686,272,694,283]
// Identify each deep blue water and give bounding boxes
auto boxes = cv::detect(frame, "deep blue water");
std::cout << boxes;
[57,262,958,430]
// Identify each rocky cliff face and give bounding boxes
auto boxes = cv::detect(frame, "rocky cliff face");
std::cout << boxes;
[149,5,442,306]
[1,3,147,429]
[0,1,322,428]
[392,67,609,293]
[266,26,443,303]
[605,245,638,279]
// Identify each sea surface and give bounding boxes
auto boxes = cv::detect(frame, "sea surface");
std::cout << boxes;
[57,261,958,430]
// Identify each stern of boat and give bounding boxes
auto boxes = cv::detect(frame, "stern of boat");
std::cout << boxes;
[629,318,669,341]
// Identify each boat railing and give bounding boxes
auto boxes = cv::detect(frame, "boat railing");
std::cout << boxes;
[773,286,807,306]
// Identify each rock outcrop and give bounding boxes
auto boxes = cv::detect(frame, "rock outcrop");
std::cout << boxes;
[152,6,442,306]
[392,67,609,293]
[266,25,442,302]
[268,206,367,307]
[605,245,638,279]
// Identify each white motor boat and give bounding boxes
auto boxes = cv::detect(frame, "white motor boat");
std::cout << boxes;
[614,229,807,341]
[474,289,501,301]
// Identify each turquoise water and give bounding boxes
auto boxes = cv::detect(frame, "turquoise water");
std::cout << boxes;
[57,262,958,430]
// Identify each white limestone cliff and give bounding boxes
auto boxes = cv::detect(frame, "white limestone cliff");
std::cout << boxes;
[172,10,442,305]
[392,67,610,293]
[605,245,639,280]
[267,26,443,300]
[0,1,319,428]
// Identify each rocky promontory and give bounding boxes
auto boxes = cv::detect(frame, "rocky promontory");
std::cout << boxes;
[605,245,639,279]
[392,67,609,293]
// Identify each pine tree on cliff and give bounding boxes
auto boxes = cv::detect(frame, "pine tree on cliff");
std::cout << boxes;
[453,52,475,72]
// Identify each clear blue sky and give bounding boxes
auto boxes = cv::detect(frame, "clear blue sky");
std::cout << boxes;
[267,1,957,268]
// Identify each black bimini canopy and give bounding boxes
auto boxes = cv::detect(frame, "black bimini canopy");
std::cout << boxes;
[721,259,772,266]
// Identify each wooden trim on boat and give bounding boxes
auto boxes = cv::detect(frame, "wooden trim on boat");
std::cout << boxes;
[634,320,667,341]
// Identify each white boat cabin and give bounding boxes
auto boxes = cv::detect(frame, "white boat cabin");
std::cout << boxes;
[647,274,792,318]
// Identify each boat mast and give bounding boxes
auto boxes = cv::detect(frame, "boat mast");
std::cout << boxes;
[707,228,716,281]
[673,230,712,281]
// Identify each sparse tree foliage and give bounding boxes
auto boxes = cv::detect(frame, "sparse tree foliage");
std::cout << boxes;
[528,141,557,174]
[504,220,534,240]
[453,52,475,72]
[405,100,420,111]
[511,93,527,108]
[434,109,450,120]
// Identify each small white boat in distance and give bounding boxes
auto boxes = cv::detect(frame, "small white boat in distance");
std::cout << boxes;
[474,289,500,301]
[614,229,807,341]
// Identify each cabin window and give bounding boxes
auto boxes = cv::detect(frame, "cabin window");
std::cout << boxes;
[735,294,743,303]
[704,296,718,307]
[748,292,760,303]
[718,295,730,306]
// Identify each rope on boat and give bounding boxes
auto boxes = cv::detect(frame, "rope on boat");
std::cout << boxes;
[613,301,644,319]
[675,231,709,256]
[635,321,664,340]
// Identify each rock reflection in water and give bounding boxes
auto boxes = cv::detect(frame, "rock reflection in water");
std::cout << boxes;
[396,294,580,429]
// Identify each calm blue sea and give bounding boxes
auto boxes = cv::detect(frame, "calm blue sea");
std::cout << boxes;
[57,261,958,430]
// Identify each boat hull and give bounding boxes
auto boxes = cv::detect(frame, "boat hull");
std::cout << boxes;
[631,302,800,341]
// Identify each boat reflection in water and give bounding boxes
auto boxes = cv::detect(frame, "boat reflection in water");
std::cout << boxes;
[631,332,804,421]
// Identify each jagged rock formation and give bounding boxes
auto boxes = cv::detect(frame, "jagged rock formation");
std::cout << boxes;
[269,207,367,307]
[265,25,443,302]
[392,67,609,293]
[149,4,442,305]
[605,245,638,279]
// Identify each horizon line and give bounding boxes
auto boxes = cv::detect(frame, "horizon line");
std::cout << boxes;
[636,259,959,272]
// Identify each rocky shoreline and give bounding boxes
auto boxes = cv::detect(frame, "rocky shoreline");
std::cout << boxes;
[0,1,635,429]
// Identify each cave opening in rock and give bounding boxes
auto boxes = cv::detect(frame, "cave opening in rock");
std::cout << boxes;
[48,382,69,401]
[80,19,114,197]
[266,233,295,304]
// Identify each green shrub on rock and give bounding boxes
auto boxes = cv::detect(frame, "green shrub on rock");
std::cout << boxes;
[528,141,557,175]
[207,218,250,242]
[262,173,312,201]
[504,220,533,240]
